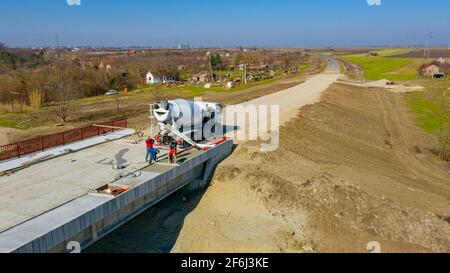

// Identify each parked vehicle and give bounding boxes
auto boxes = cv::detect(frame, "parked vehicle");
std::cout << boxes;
[105,90,118,96]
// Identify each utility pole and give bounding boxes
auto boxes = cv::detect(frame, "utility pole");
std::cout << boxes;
[55,33,60,48]
[423,32,432,59]
[149,103,155,138]
[244,63,248,85]
[208,54,214,82]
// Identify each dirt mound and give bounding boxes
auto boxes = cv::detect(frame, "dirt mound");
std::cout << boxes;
[292,174,449,252]
[337,79,425,93]
[212,157,450,252]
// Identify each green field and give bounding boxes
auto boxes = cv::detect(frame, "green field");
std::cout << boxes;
[341,49,449,135]
[405,81,450,133]
[342,49,425,81]
[0,112,51,130]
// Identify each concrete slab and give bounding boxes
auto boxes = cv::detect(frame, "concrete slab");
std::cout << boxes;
[111,171,161,187]
[0,132,162,233]
[0,193,114,253]
[0,139,233,253]
[0,132,216,233]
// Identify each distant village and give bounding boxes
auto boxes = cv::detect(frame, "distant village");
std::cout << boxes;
[0,46,312,107]
[0,44,448,112]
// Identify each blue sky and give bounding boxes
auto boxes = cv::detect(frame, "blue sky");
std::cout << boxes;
[0,0,449,47]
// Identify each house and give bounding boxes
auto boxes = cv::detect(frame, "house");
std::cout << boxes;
[146,72,178,85]
[177,44,190,49]
[191,72,211,83]
[146,72,161,84]
[98,61,113,70]
[422,64,441,76]
[248,64,269,73]
[421,62,450,77]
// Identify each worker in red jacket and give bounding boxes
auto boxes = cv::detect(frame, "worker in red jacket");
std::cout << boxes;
[145,136,156,164]
[168,140,178,164]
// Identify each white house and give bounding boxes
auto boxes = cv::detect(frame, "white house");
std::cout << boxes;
[146,72,178,85]
[146,72,161,84]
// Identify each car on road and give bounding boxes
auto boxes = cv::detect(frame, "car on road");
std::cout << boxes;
[104,90,118,96]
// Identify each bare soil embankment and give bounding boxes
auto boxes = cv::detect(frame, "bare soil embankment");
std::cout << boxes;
[173,83,450,253]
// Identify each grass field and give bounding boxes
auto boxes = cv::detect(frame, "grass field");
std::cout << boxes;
[342,49,428,81]
[405,81,450,133]
[339,49,449,135]
[72,75,283,106]
[0,112,51,130]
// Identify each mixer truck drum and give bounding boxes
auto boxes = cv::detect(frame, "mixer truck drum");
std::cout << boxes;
[155,100,170,110]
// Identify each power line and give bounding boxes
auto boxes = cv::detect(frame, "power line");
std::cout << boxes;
[55,33,60,48]
[423,32,432,59]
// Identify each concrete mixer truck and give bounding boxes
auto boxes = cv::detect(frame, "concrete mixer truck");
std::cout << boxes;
[150,99,223,149]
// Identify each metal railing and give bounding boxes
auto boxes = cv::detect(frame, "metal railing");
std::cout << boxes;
[0,119,127,162]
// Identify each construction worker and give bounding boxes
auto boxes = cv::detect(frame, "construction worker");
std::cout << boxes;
[168,140,178,164]
[150,147,160,165]
[154,133,161,145]
[145,136,156,164]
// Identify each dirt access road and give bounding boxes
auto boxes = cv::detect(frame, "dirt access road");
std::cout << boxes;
[221,57,340,147]
[230,56,341,125]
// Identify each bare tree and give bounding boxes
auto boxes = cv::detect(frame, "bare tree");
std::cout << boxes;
[53,70,76,123]
[114,93,123,116]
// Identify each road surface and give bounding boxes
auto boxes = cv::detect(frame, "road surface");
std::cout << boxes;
[224,57,341,142]
[248,57,340,124]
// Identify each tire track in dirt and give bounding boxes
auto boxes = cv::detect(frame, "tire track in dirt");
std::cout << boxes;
[374,89,450,193]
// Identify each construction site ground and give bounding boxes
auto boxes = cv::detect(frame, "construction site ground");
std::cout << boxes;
[88,82,450,253]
